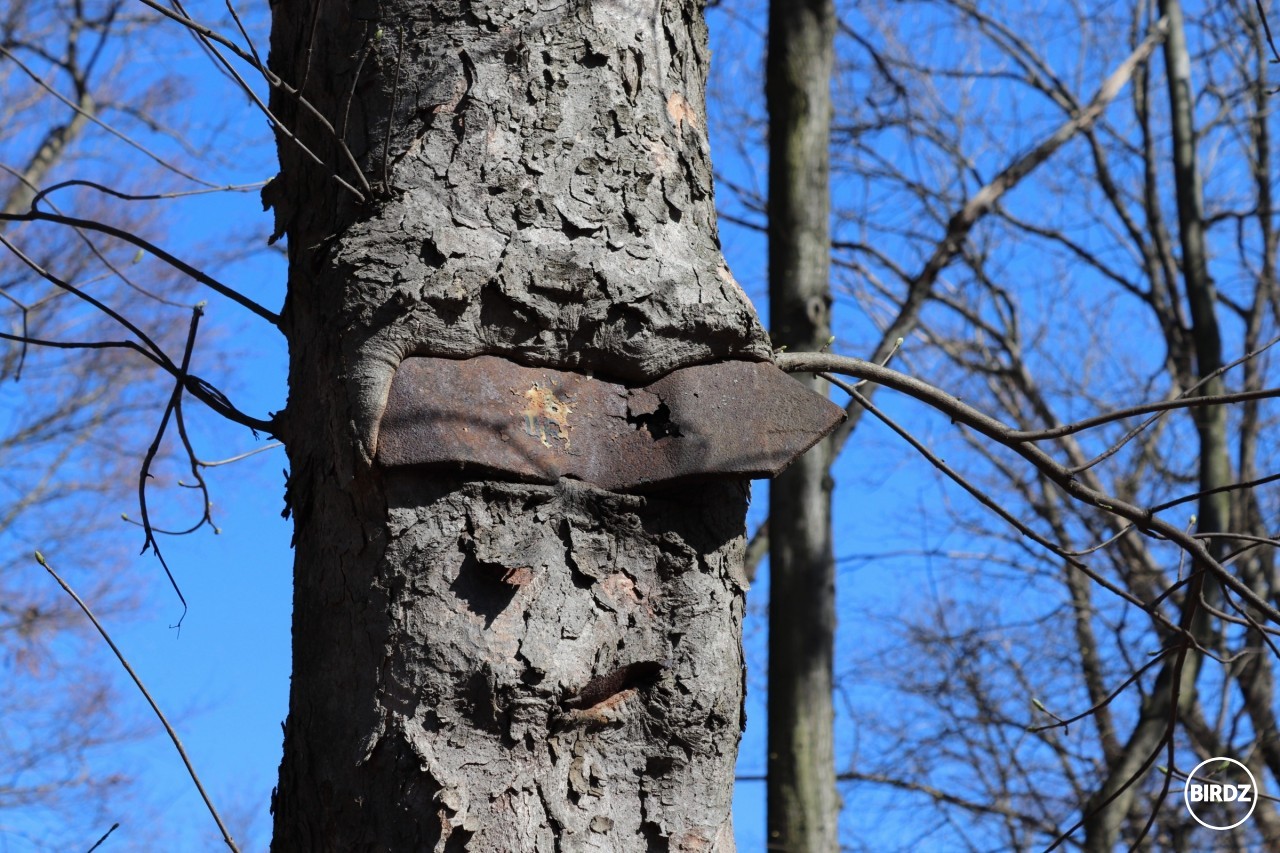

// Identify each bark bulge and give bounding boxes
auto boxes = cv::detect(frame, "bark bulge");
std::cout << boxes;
[266,0,770,461]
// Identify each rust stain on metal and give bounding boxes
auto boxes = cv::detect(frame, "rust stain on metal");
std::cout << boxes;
[520,381,573,449]
[377,355,844,491]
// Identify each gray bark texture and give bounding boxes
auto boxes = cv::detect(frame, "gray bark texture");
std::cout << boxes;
[264,0,770,849]
[765,0,838,850]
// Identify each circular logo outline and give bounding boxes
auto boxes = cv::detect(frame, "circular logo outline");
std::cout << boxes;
[1183,756,1258,831]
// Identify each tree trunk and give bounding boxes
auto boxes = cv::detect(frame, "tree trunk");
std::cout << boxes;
[264,1,772,848]
[1082,1,1227,847]
[765,1,838,851]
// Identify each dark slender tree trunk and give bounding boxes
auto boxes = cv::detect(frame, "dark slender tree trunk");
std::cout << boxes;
[765,1,838,850]
[264,1,772,848]
[1082,1,1227,847]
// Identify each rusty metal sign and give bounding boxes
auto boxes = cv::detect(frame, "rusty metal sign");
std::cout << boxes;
[377,355,843,491]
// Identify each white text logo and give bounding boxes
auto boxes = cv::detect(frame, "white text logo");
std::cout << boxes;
[1183,757,1258,831]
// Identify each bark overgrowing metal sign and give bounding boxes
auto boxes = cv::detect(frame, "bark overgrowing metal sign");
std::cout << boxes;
[377,355,844,491]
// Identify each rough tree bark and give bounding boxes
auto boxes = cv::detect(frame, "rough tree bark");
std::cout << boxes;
[764,0,838,851]
[265,0,773,848]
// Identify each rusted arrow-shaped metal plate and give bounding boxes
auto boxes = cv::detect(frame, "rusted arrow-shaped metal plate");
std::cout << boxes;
[377,355,843,492]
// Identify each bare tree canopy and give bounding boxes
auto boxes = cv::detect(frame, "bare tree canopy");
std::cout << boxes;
[713,0,1280,848]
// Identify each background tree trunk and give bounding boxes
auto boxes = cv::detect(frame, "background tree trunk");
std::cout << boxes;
[1082,1,1228,846]
[765,0,839,850]
[265,0,771,848]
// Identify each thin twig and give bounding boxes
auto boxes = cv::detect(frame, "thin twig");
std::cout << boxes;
[30,178,268,206]
[85,822,119,853]
[135,0,370,198]
[0,44,217,187]
[163,0,365,202]
[137,306,205,624]
[198,441,283,467]
[0,209,279,325]
[0,328,273,433]
[34,552,240,852]
[1012,385,1280,442]
[1028,649,1172,734]
[780,350,1280,627]
[1066,334,1280,473]
[818,371,1186,638]
[0,234,273,431]
[0,233,171,362]
[1150,471,1280,514]
[0,164,193,310]
[1257,0,1280,64]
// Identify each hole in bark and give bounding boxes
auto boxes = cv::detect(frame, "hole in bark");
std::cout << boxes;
[517,648,546,686]
[443,828,472,852]
[479,284,534,333]
[420,238,447,268]
[423,709,441,731]
[463,667,502,733]
[568,562,593,590]
[641,820,667,852]
[451,548,519,627]
[558,212,602,239]
[558,519,595,590]
[521,493,552,513]
[627,402,682,439]
[562,660,663,710]
[645,756,675,777]
[581,49,608,68]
